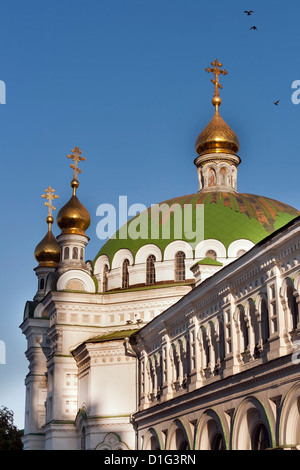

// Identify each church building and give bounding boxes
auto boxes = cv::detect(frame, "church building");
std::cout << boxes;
[20,60,300,450]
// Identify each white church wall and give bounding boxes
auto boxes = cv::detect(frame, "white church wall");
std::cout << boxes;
[74,340,137,450]
[90,361,136,416]
[227,239,255,258]
[135,244,162,264]
[111,249,134,269]
[57,269,96,293]
[163,240,194,262]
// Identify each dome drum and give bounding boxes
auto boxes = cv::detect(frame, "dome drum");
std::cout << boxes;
[194,152,241,168]
[56,232,90,273]
[195,158,239,193]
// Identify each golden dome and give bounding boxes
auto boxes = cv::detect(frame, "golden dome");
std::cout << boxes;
[195,106,240,156]
[34,215,60,267]
[195,59,240,157]
[57,179,90,236]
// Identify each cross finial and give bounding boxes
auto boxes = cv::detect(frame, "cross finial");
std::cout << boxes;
[205,59,228,110]
[66,146,86,180]
[41,186,59,217]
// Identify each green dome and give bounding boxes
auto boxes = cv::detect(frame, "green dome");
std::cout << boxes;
[94,192,300,264]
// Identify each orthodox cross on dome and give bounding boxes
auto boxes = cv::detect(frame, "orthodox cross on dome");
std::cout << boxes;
[205,59,228,107]
[41,186,59,217]
[67,146,86,181]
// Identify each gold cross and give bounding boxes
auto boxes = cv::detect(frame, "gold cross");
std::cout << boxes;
[205,59,228,98]
[66,146,86,180]
[41,186,59,216]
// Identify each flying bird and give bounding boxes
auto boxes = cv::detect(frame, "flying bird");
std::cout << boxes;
[274,100,280,105]
[244,10,254,15]
[250,26,258,30]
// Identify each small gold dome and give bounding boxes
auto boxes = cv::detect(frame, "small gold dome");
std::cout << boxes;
[34,224,60,267]
[195,107,240,156]
[56,179,90,236]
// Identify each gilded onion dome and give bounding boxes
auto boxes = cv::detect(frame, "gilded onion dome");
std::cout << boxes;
[57,178,90,236]
[56,146,90,236]
[34,215,60,267]
[195,103,240,156]
[34,187,60,267]
[195,59,240,157]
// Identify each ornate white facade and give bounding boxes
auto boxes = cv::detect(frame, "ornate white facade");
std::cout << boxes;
[21,280,191,450]
[20,65,300,450]
[132,217,300,450]
[20,214,300,450]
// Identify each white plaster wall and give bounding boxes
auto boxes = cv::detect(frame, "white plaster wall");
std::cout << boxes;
[89,358,136,417]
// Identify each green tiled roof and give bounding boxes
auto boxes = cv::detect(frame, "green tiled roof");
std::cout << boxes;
[191,257,223,268]
[94,191,300,265]
[86,329,138,343]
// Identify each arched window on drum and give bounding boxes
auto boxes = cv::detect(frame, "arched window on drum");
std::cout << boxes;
[146,255,156,285]
[206,250,217,260]
[102,264,109,292]
[175,251,186,282]
[208,168,216,187]
[122,259,130,289]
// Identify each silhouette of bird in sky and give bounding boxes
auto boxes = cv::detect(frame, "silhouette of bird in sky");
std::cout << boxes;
[250,26,258,30]
[274,100,280,105]
[244,10,254,15]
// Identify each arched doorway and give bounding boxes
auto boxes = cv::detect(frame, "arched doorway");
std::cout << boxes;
[231,397,273,450]
[195,409,227,450]
[166,420,191,450]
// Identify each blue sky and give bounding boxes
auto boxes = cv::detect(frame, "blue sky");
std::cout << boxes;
[1,0,300,429]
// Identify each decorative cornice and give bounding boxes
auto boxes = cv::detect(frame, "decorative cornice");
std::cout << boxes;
[194,153,240,168]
